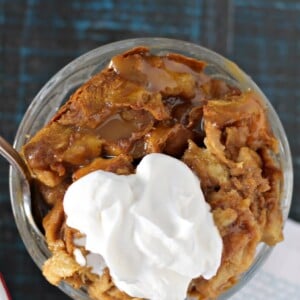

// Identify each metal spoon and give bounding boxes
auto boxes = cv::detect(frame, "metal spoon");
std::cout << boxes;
[0,135,44,238]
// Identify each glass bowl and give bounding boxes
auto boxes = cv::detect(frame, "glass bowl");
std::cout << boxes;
[9,38,293,300]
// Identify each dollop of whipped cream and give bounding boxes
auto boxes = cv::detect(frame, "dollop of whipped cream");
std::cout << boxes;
[64,153,223,300]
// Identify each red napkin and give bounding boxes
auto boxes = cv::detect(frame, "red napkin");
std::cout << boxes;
[0,273,11,300]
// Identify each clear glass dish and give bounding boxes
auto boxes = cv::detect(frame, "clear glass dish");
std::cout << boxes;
[9,38,293,300]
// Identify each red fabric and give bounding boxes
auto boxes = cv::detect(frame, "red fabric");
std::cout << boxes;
[0,273,12,300]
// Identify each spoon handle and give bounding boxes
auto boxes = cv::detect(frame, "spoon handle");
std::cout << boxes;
[0,135,45,238]
[0,136,30,181]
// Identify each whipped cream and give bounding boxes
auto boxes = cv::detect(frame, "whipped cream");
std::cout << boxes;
[73,248,86,266]
[64,153,223,300]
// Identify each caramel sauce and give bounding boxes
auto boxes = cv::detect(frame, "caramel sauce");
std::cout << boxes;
[145,64,177,92]
[162,96,191,125]
[94,109,152,142]
[164,58,204,79]
[110,53,209,150]
[95,113,138,141]
[111,55,179,93]
[110,55,146,85]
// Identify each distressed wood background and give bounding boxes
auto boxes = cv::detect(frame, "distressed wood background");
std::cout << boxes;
[0,0,299,299]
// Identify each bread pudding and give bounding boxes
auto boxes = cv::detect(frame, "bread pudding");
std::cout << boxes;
[21,47,283,300]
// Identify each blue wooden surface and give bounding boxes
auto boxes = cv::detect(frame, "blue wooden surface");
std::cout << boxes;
[0,0,299,299]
